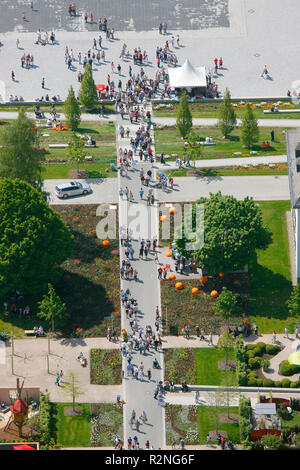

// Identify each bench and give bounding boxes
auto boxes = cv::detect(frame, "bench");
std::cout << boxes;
[200,141,216,146]
[24,330,45,336]
[263,109,300,114]
[49,144,68,148]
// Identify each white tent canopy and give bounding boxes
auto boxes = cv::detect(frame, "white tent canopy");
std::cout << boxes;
[168,59,206,89]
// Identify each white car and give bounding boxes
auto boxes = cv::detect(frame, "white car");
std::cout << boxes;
[55,181,91,199]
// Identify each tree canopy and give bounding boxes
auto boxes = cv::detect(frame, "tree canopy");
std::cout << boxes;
[217,88,237,137]
[175,192,272,274]
[78,64,98,109]
[64,86,81,130]
[38,284,66,331]
[176,91,193,138]
[183,130,201,167]
[0,108,44,191]
[286,285,300,317]
[67,132,86,170]
[0,179,74,299]
[240,102,259,148]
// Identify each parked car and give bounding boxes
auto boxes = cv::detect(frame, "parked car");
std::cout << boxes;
[55,181,91,199]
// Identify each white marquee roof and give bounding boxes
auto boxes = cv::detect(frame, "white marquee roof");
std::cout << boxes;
[168,59,206,88]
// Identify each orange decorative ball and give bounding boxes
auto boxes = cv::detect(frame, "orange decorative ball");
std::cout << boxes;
[102,240,110,247]
[160,215,168,222]
[166,251,172,257]
[210,290,218,298]
[169,207,176,214]
[175,282,183,290]
[218,272,224,277]
[191,287,199,295]
[200,276,208,284]
[169,273,176,280]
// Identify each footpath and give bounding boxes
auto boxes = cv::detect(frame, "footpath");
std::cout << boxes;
[116,105,166,450]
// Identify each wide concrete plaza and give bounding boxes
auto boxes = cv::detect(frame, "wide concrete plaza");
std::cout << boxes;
[0,0,299,99]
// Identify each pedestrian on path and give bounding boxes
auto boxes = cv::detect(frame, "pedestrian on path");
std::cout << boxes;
[55,374,60,386]
[272,330,276,343]
[285,327,289,338]
[147,369,152,381]
[295,326,299,339]
[59,369,64,384]
[42,77,45,89]
[208,333,213,346]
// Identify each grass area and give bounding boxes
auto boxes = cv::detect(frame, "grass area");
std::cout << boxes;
[55,403,91,447]
[0,120,117,179]
[281,411,300,429]
[164,166,288,178]
[91,403,123,447]
[249,201,295,333]
[90,349,122,384]
[194,348,236,385]
[161,274,249,335]
[155,125,288,160]
[197,406,240,444]
[153,100,300,119]
[0,103,115,114]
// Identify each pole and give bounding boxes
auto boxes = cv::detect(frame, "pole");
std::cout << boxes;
[48,334,50,355]
[11,354,14,375]
[11,331,14,356]
[47,354,50,374]
[166,306,168,334]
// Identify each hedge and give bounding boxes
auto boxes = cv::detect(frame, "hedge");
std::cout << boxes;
[279,360,300,377]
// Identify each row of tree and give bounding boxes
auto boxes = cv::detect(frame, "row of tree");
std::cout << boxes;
[176,89,260,159]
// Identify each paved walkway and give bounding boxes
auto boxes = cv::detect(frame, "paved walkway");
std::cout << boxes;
[116,105,166,450]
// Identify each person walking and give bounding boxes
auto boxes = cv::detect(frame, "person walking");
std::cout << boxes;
[295,326,299,339]
[272,330,276,344]
[42,77,45,89]
[285,326,289,338]
[55,374,60,386]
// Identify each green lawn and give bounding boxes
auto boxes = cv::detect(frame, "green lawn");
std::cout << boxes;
[155,125,288,160]
[194,348,236,385]
[42,162,117,179]
[249,201,295,333]
[164,167,288,178]
[198,406,240,444]
[55,403,91,447]
[153,100,300,119]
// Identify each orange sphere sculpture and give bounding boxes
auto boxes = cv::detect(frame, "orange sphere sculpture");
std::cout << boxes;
[160,215,168,222]
[175,282,183,290]
[166,251,172,257]
[210,290,218,298]
[169,206,176,214]
[218,272,224,277]
[169,273,176,280]
[191,287,199,295]
[200,276,208,284]
[102,240,110,247]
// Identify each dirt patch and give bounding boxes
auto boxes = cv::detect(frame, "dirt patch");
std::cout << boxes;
[208,430,227,440]
[218,360,236,371]
[219,414,240,424]
[68,169,87,179]
[187,169,203,177]
[64,406,82,416]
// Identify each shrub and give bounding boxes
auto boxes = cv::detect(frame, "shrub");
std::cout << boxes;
[281,378,291,388]
[239,396,251,419]
[246,344,256,351]
[247,372,258,386]
[290,398,300,410]
[262,378,274,387]
[265,344,281,355]
[236,361,248,385]
[257,378,263,386]
[246,350,255,360]
[239,416,251,441]
[277,403,292,420]
[254,342,266,355]
[262,434,282,450]
[279,360,300,376]
[261,359,270,371]
[235,337,247,362]
[274,381,282,387]
[248,357,261,370]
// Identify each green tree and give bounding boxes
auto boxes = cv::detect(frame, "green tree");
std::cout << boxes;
[286,285,300,317]
[67,132,86,171]
[217,328,236,364]
[61,371,83,412]
[261,434,282,450]
[176,91,193,138]
[183,130,201,168]
[175,192,272,274]
[0,179,74,299]
[64,86,81,130]
[215,288,238,326]
[240,102,259,148]
[217,88,237,137]
[78,64,98,109]
[0,108,44,191]
[38,284,66,331]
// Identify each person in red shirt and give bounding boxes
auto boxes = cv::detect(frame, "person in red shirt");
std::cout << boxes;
[90,13,93,23]
[219,57,223,68]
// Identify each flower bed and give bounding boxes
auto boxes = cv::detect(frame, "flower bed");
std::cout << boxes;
[90,349,122,385]
[52,204,120,337]
[91,403,123,447]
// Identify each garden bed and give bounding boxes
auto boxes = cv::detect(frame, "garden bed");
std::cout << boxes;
[165,405,199,445]
[91,403,123,447]
[161,274,249,335]
[52,204,120,337]
[90,349,122,385]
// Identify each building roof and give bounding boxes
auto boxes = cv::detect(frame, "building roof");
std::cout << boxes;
[286,129,300,208]
[168,59,206,89]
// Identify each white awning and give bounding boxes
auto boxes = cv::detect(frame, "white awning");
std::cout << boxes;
[168,59,206,89]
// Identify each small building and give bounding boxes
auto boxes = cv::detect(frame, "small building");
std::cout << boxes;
[286,129,300,283]
[168,59,207,98]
